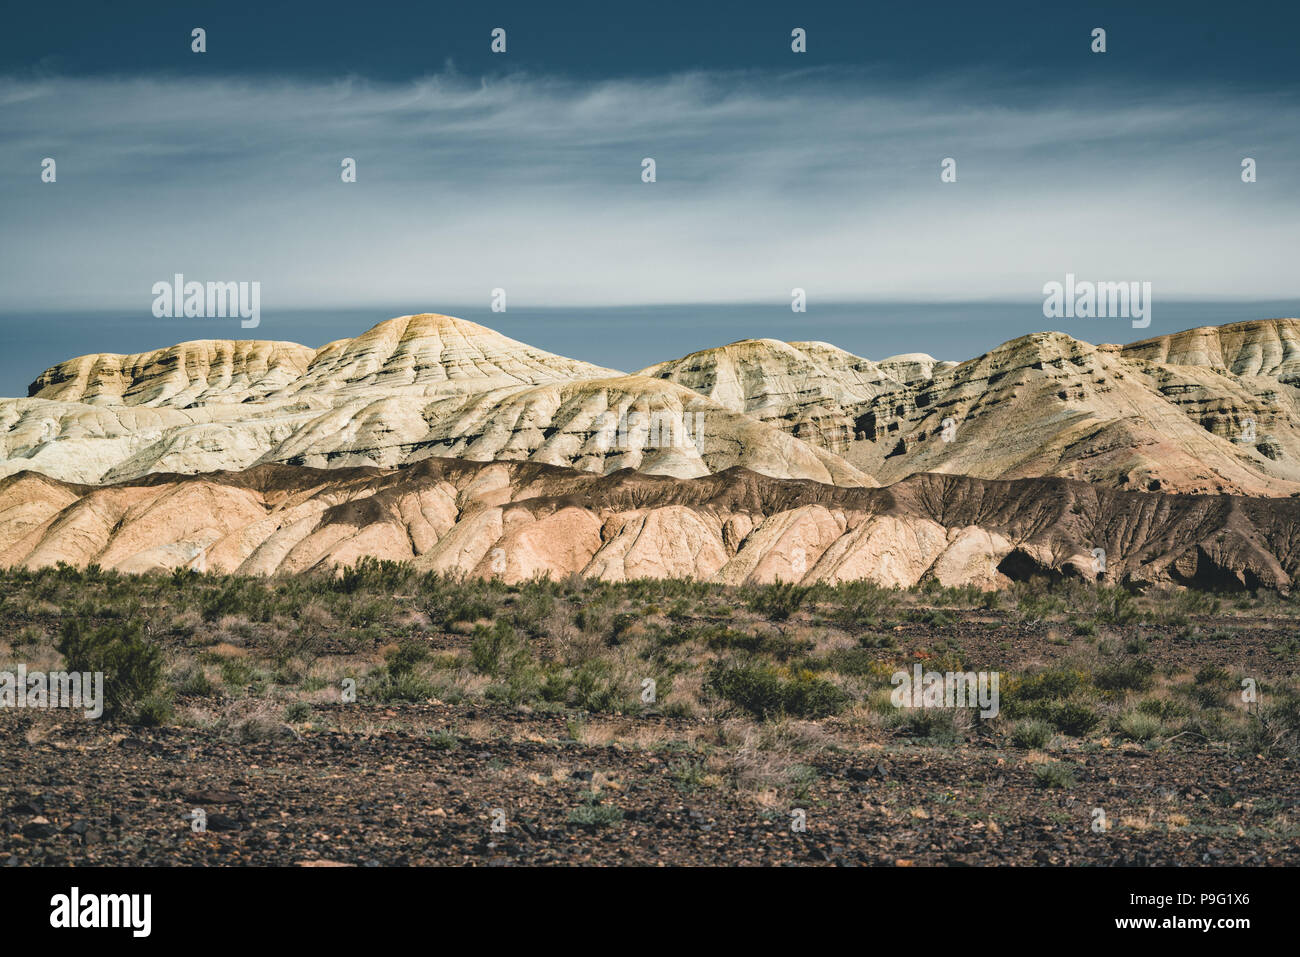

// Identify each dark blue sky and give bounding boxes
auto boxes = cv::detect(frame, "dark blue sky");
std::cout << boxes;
[5,1,1296,92]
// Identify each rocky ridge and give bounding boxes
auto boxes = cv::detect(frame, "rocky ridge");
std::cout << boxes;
[4,313,1300,500]
[3,457,1296,590]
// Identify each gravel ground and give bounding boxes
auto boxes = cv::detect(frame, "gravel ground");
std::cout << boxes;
[3,699,1296,866]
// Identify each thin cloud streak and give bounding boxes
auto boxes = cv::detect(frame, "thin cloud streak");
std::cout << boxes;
[1,69,1297,309]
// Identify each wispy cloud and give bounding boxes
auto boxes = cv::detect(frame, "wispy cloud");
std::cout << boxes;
[2,69,1298,308]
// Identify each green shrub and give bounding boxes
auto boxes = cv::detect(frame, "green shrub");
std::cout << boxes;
[1033,761,1076,789]
[1096,587,1139,625]
[469,621,522,677]
[135,694,174,727]
[858,632,898,649]
[1014,668,1090,702]
[893,708,960,745]
[219,658,254,689]
[1240,691,1300,757]
[825,579,896,626]
[1011,718,1053,749]
[428,729,460,750]
[1045,702,1101,737]
[822,647,884,676]
[424,580,499,629]
[745,582,812,621]
[1095,658,1155,692]
[703,626,811,661]
[57,620,165,722]
[568,661,622,712]
[671,758,708,792]
[370,665,437,702]
[284,701,313,723]
[609,612,638,643]
[1137,697,1187,721]
[782,672,851,718]
[385,640,430,677]
[707,663,847,719]
[201,579,266,622]
[568,801,624,827]
[1117,710,1165,741]
[1195,665,1233,688]
[908,608,955,627]
[539,669,572,703]
[333,557,415,595]
[173,665,215,697]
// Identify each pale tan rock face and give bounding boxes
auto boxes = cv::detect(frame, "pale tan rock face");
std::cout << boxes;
[588,507,730,582]
[1119,319,1300,379]
[0,314,872,488]
[6,313,1300,498]
[27,339,317,407]
[4,458,1297,593]
[639,339,902,413]
[643,319,1300,497]
[841,325,1300,496]
[638,338,925,453]
[281,313,620,399]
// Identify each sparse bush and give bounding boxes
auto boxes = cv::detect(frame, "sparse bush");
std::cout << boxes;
[333,557,415,595]
[908,608,955,627]
[1033,761,1076,789]
[385,640,430,677]
[424,577,499,629]
[428,729,460,750]
[236,713,288,743]
[1117,710,1165,741]
[57,620,165,722]
[284,701,312,723]
[703,626,811,660]
[671,758,708,792]
[371,670,436,703]
[173,665,215,697]
[1015,667,1090,701]
[1095,586,1139,626]
[1136,697,1188,721]
[1011,719,1053,749]
[1239,691,1300,757]
[825,579,896,627]
[135,694,174,727]
[822,647,886,676]
[469,621,522,677]
[568,800,623,827]
[706,663,847,719]
[568,661,623,712]
[219,658,255,690]
[1044,702,1101,737]
[893,708,961,745]
[745,582,812,622]
[1095,658,1155,692]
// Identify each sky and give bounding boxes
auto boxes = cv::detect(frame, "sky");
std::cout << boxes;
[1,0,1298,392]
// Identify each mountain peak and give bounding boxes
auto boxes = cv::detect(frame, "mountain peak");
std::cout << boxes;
[286,312,621,398]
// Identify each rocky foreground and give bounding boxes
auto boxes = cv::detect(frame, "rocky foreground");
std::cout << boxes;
[3,458,1300,589]
[2,567,1296,867]
[4,708,1295,866]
